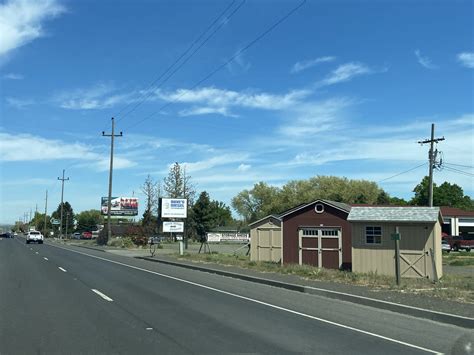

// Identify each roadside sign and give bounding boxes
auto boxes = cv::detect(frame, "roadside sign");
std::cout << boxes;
[161,198,187,218]
[163,221,184,233]
[391,233,400,241]
[51,218,60,225]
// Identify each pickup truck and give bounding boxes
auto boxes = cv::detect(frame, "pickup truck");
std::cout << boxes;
[26,230,44,244]
[444,235,474,252]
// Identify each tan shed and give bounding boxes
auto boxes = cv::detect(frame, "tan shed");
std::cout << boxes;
[249,215,282,262]
[348,207,443,280]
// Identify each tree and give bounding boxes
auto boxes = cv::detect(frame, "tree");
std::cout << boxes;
[51,202,75,236]
[192,192,214,239]
[410,176,473,209]
[76,209,103,232]
[163,162,195,203]
[231,182,280,223]
[141,175,158,233]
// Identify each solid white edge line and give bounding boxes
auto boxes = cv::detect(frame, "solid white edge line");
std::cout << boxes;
[58,267,67,272]
[48,243,441,354]
[304,285,474,321]
[91,289,113,302]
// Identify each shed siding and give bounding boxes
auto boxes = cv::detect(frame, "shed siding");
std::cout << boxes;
[250,220,282,262]
[352,222,442,279]
[282,204,351,268]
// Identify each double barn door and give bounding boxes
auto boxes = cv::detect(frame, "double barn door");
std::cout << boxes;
[298,228,342,269]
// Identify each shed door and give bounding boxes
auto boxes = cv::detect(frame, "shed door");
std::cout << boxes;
[299,228,342,269]
[256,228,281,262]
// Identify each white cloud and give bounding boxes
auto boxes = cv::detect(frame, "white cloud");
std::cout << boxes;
[316,62,374,87]
[179,106,236,117]
[0,0,64,58]
[278,98,353,137]
[0,132,136,171]
[291,56,336,73]
[157,87,310,116]
[457,52,474,69]
[3,72,23,80]
[54,83,135,110]
[237,163,251,172]
[6,96,34,108]
[181,153,249,173]
[415,50,438,70]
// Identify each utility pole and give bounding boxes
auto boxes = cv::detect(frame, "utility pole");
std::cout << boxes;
[102,117,123,243]
[44,190,48,238]
[58,169,70,239]
[418,124,445,207]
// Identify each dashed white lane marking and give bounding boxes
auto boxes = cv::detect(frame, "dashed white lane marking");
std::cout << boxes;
[43,257,48,261]
[58,267,67,272]
[91,289,113,302]
[48,243,440,354]
[35,252,39,254]
[146,328,153,331]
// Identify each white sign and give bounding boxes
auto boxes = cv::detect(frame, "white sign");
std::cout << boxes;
[163,221,184,233]
[161,198,187,218]
[205,233,249,243]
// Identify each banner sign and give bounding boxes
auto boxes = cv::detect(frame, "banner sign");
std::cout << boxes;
[161,198,187,218]
[163,221,184,233]
[206,233,249,243]
[101,197,138,216]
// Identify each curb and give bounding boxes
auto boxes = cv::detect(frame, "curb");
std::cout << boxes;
[136,256,474,329]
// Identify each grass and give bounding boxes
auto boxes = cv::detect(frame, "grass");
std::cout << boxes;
[177,252,474,303]
[443,251,474,266]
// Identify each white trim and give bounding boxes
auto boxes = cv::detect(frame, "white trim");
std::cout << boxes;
[279,199,350,218]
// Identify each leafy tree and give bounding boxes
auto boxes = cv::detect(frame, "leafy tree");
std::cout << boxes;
[163,162,195,203]
[210,200,233,227]
[192,192,214,239]
[51,202,75,236]
[411,176,431,206]
[231,182,280,222]
[76,209,103,232]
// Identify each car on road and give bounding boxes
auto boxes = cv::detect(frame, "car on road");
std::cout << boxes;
[26,231,44,244]
[0,233,12,239]
[441,239,451,253]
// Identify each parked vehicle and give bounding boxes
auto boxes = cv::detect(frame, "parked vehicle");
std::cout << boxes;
[26,231,44,244]
[441,239,451,253]
[444,235,474,252]
[72,232,81,239]
[82,231,92,239]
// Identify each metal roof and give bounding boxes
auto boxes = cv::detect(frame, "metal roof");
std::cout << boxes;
[348,207,442,223]
[279,199,351,218]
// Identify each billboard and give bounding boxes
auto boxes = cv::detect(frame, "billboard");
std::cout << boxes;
[206,233,249,243]
[101,197,138,216]
[161,198,187,218]
[163,221,184,233]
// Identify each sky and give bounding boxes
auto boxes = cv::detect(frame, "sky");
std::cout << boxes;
[0,0,473,224]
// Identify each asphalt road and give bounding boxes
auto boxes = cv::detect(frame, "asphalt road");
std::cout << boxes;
[0,237,472,355]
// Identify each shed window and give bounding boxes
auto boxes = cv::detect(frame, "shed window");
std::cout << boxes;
[302,229,318,236]
[365,226,382,244]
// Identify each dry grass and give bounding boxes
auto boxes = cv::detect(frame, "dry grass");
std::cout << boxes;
[178,252,474,303]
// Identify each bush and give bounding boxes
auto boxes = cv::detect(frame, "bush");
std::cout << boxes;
[97,229,108,245]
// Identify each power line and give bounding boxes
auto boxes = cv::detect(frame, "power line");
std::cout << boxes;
[442,166,474,178]
[378,163,427,183]
[115,0,245,124]
[443,162,474,169]
[125,0,307,131]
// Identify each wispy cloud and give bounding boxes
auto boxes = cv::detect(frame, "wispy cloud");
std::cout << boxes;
[54,83,135,110]
[157,87,310,116]
[278,97,353,137]
[414,49,438,69]
[3,72,23,80]
[457,52,474,69]
[315,62,374,87]
[0,132,136,171]
[181,153,250,173]
[6,96,34,109]
[237,163,251,172]
[179,106,236,117]
[291,56,336,73]
[0,0,64,58]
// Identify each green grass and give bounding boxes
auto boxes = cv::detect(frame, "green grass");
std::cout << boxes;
[443,251,474,266]
[177,252,474,303]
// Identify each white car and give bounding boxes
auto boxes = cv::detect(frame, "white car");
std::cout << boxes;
[26,231,44,244]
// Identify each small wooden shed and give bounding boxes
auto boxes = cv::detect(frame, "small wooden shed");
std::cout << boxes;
[249,215,282,262]
[280,200,352,269]
[348,207,443,280]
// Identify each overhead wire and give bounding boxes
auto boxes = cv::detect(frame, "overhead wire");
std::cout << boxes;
[378,163,427,183]
[124,0,307,131]
[114,0,245,125]
[442,165,474,178]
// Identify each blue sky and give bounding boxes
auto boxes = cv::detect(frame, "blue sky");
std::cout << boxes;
[1,0,473,224]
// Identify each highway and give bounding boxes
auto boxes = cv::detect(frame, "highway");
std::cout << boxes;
[0,237,471,354]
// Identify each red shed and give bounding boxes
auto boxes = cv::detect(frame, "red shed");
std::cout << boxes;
[280,200,352,270]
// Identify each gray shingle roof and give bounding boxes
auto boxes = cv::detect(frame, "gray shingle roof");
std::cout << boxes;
[348,207,442,223]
